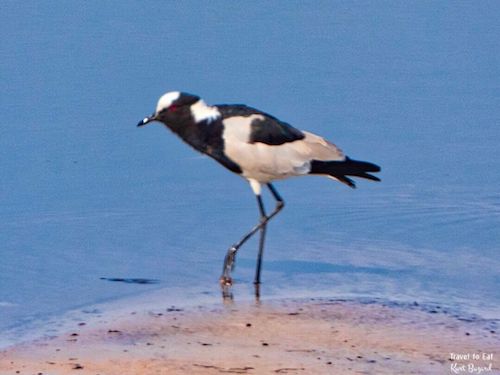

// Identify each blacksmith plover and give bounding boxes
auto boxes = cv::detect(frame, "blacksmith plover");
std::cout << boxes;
[138,91,380,288]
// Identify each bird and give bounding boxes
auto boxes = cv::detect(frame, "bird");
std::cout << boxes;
[138,91,380,289]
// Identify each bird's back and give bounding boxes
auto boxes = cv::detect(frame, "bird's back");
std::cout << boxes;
[216,104,306,146]
[213,105,345,183]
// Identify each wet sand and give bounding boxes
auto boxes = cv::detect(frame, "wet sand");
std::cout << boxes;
[0,298,498,374]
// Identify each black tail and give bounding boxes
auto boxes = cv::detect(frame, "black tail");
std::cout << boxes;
[309,157,381,188]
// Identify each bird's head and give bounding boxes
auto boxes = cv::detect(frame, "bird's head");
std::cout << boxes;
[137,91,220,127]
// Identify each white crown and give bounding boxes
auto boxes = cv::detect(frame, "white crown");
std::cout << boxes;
[155,91,181,113]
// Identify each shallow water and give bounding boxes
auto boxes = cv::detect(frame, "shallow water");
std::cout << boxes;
[1,1,499,342]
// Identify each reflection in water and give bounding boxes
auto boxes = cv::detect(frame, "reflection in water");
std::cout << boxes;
[253,260,408,276]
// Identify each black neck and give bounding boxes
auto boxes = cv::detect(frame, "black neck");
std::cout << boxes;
[159,108,224,156]
[160,114,242,174]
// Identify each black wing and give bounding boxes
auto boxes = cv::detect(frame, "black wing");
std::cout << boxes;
[216,104,305,145]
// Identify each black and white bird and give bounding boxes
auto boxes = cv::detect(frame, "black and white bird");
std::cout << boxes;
[138,91,380,287]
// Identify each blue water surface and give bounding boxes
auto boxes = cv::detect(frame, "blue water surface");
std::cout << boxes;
[1,1,499,342]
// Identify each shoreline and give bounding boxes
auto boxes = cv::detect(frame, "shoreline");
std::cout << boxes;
[2,283,498,350]
[1,295,498,374]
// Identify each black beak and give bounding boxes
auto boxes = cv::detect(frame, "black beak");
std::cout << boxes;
[137,114,156,127]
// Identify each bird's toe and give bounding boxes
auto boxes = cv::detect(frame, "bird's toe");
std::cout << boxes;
[219,275,233,286]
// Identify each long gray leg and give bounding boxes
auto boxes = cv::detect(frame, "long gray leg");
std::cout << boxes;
[254,195,267,286]
[220,183,284,286]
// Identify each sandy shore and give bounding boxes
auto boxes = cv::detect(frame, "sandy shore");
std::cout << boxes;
[1,298,498,375]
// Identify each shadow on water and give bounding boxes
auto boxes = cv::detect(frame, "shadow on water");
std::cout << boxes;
[238,258,409,277]
[100,277,160,285]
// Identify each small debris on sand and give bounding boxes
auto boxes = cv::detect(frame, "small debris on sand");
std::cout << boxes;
[0,298,498,374]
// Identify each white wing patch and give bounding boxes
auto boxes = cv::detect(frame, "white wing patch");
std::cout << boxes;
[222,116,345,183]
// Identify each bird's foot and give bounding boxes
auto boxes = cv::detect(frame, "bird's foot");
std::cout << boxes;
[220,273,234,301]
[253,281,261,300]
[219,275,233,286]
[220,245,237,287]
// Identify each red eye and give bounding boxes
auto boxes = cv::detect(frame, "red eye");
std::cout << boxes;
[169,105,178,112]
